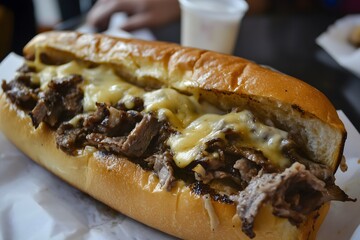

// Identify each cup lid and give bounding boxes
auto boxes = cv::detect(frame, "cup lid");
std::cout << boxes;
[178,0,249,14]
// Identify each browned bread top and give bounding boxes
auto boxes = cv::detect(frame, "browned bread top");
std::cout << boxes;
[23,31,346,171]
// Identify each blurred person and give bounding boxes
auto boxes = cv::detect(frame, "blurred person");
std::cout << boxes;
[86,0,360,34]
[86,0,180,32]
[86,0,273,32]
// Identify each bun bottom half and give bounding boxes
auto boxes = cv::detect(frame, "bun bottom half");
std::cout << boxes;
[0,93,329,239]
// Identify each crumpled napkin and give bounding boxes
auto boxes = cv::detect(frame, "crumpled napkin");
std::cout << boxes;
[316,15,360,78]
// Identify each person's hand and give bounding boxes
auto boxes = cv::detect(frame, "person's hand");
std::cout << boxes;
[86,0,180,31]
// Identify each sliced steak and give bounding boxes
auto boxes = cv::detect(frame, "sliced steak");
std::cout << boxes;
[86,133,127,153]
[1,77,38,110]
[85,114,161,158]
[285,148,335,183]
[121,114,161,157]
[84,103,142,136]
[29,74,83,128]
[233,158,260,183]
[83,103,109,129]
[149,122,174,151]
[148,151,176,191]
[225,146,277,172]
[56,123,88,155]
[29,100,47,128]
[230,162,354,239]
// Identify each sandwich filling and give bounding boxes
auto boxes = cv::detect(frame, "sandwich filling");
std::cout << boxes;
[1,57,353,238]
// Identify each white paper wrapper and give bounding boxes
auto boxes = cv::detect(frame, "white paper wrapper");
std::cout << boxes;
[1,54,360,239]
[316,15,360,77]
[317,111,360,240]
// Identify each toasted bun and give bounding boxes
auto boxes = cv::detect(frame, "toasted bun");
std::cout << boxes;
[23,31,346,171]
[0,31,344,239]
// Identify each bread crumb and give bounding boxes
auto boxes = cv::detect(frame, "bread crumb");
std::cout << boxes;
[349,26,360,48]
[340,156,348,172]
[202,194,220,231]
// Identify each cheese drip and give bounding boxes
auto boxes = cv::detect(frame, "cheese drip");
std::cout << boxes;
[167,110,290,168]
[143,88,221,129]
[29,57,291,169]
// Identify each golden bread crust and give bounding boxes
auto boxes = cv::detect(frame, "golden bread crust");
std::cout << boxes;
[23,31,346,170]
[23,31,343,128]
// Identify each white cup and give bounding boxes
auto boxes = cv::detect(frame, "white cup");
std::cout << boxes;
[179,0,248,54]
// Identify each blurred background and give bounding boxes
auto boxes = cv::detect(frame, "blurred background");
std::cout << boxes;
[1,0,358,59]
[0,0,96,59]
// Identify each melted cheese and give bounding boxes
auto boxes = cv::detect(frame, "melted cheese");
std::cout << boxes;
[81,66,144,112]
[144,88,207,129]
[32,61,145,112]
[168,110,289,168]
[30,56,291,169]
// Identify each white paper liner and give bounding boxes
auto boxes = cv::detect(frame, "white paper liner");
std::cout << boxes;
[316,14,360,77]
[1,54,360,239]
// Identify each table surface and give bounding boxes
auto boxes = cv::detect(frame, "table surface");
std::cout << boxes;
[152,13,360,132]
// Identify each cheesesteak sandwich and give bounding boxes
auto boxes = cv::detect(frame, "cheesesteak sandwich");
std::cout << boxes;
[0,31,354,239]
